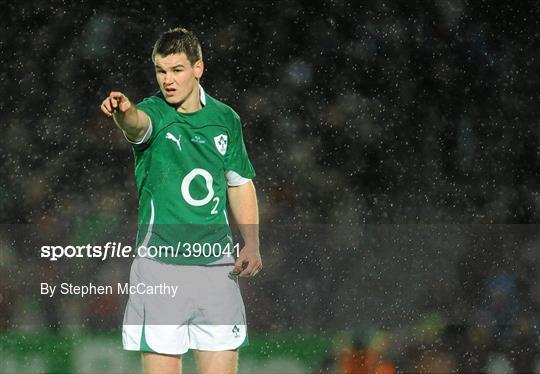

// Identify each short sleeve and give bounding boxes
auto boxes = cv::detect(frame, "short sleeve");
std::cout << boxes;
[135,95,169,145]
[224,114,256,179]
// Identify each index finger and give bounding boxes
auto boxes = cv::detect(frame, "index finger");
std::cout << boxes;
[109,91,125,100]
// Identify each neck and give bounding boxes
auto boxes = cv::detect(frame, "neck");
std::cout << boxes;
[177,84,202,113]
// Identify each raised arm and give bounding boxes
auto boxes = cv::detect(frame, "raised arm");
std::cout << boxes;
[100,91,150,142]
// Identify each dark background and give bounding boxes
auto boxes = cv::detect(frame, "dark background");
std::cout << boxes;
[1,1,539,372]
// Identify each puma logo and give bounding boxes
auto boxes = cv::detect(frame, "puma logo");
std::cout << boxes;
[166,132,182,151]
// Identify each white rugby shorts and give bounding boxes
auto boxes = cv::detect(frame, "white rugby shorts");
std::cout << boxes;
[122,256,248,354]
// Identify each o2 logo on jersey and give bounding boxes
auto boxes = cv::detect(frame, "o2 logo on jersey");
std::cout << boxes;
[181,168,219,214]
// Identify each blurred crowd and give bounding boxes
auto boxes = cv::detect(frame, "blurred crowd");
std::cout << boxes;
[2,0,539,372]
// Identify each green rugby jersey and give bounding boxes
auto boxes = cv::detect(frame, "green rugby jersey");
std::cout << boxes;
[130,86,255,265]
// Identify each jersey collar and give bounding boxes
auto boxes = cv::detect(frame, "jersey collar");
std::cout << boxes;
[199,84,206,107]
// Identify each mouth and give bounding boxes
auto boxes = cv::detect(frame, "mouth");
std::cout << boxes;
[164,87,176,97]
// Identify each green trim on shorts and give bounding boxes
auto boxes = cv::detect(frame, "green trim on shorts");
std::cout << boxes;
[238,330,250,349]
[140,309,156,353]
[237,306,250,349]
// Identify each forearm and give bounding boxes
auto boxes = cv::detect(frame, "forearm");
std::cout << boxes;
[113,107,149,141]
[227,181,259,246]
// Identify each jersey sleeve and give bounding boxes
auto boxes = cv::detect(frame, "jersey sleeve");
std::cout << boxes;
[133,95,169,147]
[224,114,256,180]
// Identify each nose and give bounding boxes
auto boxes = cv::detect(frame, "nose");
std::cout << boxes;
[164,72,174,85]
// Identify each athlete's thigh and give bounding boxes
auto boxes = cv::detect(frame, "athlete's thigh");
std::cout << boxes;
[193,349,238,374]
[123,257,191,355]
[141,352,182,374]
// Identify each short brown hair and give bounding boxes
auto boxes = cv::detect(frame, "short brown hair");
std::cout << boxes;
[152,27,202,65]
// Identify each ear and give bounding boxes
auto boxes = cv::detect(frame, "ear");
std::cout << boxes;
[194,59,204,79]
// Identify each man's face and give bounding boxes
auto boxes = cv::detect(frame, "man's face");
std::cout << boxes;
[154,53,203,107]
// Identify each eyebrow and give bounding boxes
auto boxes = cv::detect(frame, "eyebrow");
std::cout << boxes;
[155,64,185,70]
